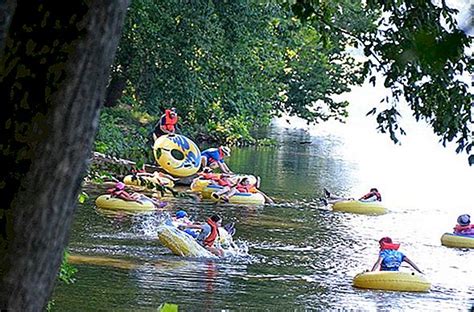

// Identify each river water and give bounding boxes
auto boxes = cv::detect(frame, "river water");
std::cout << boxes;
[52,85,473,311]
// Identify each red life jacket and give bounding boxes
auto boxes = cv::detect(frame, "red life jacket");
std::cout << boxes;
[204,218,219,247]
[217,177,231,187]
[162,109,178,131]
[454,224,474,233]
[199,172,220,181]
[361,191,382,201]
[236,183,257,193]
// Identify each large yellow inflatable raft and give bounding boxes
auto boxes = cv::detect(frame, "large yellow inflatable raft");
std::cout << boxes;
[440,233,474,248]
[353,271,430,292]
[153,134,201,177]
[123,174,174,188]
[332,200,388,215]
[95,194,157,212]
[157,225,217,258]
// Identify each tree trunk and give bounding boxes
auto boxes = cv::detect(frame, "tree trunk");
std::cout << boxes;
[104,75,127,107]
[0,1,129,311]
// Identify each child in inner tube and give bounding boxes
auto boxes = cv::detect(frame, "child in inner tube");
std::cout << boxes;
[371,237,423,273]
[453,214,474,235]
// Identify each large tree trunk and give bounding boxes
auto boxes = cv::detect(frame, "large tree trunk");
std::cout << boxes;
[0,1,129,310]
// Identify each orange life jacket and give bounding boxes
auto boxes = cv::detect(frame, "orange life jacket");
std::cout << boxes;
[204,218,219,247]
[162,109,178,131]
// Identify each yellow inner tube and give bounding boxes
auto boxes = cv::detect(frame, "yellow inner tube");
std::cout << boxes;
[157,225,217,258]
[353,271,430,292]
[123,174,174,188]
[153,134,201,177]
[191,180,264,204]
[441,232,474,248]
[95,194,156,211]
[332,200,388,215]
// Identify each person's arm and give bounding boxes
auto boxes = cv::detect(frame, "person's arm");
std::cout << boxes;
[219,162,232,174]
[403,257,423,274]
[179,223,203,230]
[371,256,382,271]
[257,190,274,204]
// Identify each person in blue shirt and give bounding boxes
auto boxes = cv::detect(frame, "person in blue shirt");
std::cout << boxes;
[371,237,423,273]
[200,146,233,174]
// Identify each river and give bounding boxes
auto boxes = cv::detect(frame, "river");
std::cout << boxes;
[51,95,473,311]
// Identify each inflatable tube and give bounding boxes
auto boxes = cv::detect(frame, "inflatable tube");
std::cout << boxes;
[157,225,217,258]
[211,191,265,205]
[353,271,430,292]
[95,194,156,212]
[441,232,474,248]
[153,134,201,177]
[332,200,388,215]
[123,174,174,188]
[191,175,258,193]
[192,181,264,204]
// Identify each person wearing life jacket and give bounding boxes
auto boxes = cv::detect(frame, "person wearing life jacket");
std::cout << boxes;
[453,214,474,235]
[200,146,233,174]
[152,107,179,141]
[107,182,141,202]
[320,187,381,205]
[171,210,199,238]
[107,182,167,209]
[371,237,423,273]
[359,188,382,202]
[210,174,237,201]
[197,167,221,181]
[181,214,224,256]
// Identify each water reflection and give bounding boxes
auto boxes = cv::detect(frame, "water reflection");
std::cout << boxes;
[52,122,473,311]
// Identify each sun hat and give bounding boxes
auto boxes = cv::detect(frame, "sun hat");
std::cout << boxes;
[457,214,470,226]
[220,146,231,157]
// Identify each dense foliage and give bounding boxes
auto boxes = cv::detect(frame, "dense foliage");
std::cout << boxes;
[99,0,472,164]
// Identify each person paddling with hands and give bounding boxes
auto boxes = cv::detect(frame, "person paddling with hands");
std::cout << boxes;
[200,146,233,174]
[321,187,381,206]
[371,237,423,274]
[179,214,224,257]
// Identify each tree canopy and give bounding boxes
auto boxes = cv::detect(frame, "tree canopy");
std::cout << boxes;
[105,0,472,163]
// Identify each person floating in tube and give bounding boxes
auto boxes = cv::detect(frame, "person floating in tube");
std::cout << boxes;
[107,182,167,209]
[152,107,179,141]
[200,146,233,174]
[453,214,474,235]
[320,187,381,206]
[179,214,225,257]
[371,237,423,273]
[212,177,274,204]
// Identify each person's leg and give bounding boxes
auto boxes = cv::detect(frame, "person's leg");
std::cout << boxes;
[200,156,208,170]
[222,187,237,201]
[259,191,274,204]
[213,186,230,197]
